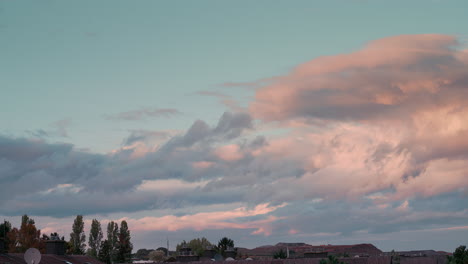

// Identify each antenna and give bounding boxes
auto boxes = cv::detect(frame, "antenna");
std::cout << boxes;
[24,248,41,264]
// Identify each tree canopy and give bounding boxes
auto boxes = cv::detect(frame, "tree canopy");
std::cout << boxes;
[116,220,133,263]
[107,221,119,262]
[69,215,86,254]
[448,245,468,264]
[88,219,103,258]
[0,221,12,253]
[7,215,44,253]
[176,237,213,256]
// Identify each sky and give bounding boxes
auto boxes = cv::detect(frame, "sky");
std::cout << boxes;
[1,0,468,253]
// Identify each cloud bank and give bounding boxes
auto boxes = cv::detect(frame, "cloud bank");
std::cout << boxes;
[1,34,468,249]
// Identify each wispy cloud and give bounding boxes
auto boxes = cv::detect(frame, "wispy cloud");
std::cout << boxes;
[121,203,286,234]
[106,107,181,121]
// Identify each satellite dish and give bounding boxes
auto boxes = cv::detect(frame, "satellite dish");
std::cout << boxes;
[213,253,224,261]
[24,248,41,264]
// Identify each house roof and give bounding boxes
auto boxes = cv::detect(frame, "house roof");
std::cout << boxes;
[0,253,104,264]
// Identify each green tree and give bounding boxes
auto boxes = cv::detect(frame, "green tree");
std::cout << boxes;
[149,250,166,262]
[0,220,12,253]
[273,249,287,259]
[319,256,346,264]
[107,221,118,262]
[70,215,86,254]
[447,245,468,264]
[390,250,400,264]
[218,237,234,251]
[134,248,153,260]
[116,220,133,263]
[176,237,213,256]
[88,219,103,258]
[217,237,235,258]
[99,239,111,264]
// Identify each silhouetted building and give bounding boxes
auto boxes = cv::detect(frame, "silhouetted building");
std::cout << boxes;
[46,240,66,255]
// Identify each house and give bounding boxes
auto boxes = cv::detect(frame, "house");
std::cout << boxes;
[0,240,104,264]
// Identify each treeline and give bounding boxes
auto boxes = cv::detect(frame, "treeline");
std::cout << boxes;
[136,237,235,262]
[0,215,133,264]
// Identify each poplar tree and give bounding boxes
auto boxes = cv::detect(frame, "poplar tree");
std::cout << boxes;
[107,221,118,262]
[116,220,133,263]
[88,219,103,258]
[99,239,111,264]
[69,215,86,254]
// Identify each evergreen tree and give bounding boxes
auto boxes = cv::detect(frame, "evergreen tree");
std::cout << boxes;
[116,220,133,263]
[88,219,103,258]
[99,239,111,264]
[447,245,468,264]
[0,221,12,253]
[217,237,234,257]
[107,221,118,262]
[217,237,234,251]
[69,215,86,254]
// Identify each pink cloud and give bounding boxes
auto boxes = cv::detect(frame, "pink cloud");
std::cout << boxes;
[244,34,468,203]
[250,34,468,122]
[288,228,299,235]
[192,161,215,169]
[214,144,244,161]
[123,203,286,235]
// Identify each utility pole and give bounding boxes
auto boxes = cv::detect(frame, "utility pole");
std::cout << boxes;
[167,237,169,257]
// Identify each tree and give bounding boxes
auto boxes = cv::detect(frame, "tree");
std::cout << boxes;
[69,215,86,254]
[156,247,168,256]
[0,220,12,253]
[88,219,103,258]
[99,239,111,264]
[217,237,234,257]
[116,220,133,263]
[273,249,287,259]
[7,215,44,253]
[107,221,118,262]
[134,248,153,260]
[319,256,346,264]
[447,245,468,264]
[176,237,213,256]
[149,250,166,262]
[217,237,234,252]
[390,250,400,264]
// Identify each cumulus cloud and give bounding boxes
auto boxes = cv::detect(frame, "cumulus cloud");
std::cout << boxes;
[251,34,468,122]
[247,34,468,203]
[1,35,468,246]
[0,112,254,216]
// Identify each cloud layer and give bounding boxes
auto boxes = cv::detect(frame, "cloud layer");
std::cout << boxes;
[1,34,468,251]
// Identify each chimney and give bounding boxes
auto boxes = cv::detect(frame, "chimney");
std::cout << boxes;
[46,240,66,255]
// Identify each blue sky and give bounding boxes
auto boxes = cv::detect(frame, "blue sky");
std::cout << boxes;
[1,0,468,253]
[3,0,467,152]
